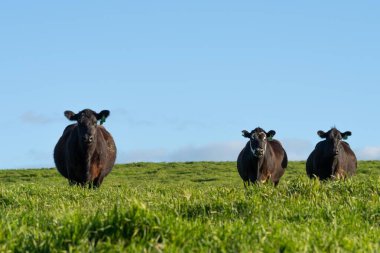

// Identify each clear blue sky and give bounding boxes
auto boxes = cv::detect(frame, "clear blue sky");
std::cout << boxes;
[1,1,379,169]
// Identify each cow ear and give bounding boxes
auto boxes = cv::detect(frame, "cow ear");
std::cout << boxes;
[242,130,250,138]
[96,110,110,120]
[64,111,77,121]
[97,110,110,125]
[342,131,352,140]
[317,130,327,138]
[267,130,276,140]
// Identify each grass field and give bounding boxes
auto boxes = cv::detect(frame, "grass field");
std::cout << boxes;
[0,161,379,252]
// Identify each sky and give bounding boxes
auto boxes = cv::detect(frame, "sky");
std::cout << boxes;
[0,1,379,169]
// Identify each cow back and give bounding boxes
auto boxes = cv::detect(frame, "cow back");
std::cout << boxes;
[263,140,287,184]
[237,142,254,182]
[90,126,117,180]
[54,124,76,179]
[339,141,357,176]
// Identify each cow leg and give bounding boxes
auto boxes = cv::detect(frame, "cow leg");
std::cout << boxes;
[68,179,77,186]
[87,181,98,189]
[90,176,104,189]
[96,176,105,186]
[68,180,87,188]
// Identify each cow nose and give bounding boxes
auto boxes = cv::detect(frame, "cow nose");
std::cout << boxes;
[255,148,264,156]
[83,135,94,143]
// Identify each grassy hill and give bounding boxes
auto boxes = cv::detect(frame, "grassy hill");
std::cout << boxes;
[0,161,379,252]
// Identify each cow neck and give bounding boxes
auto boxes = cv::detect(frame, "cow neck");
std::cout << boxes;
[76,137,97,163]
[84,128,103,167]
[248,140,267,181]
[255,157,262,181]
[82,143,97,183]
[331,154,339,175]
[322,140,340,174]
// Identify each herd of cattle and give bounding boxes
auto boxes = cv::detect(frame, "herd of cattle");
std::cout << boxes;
[53,109,357,188]
[237,127,357,186]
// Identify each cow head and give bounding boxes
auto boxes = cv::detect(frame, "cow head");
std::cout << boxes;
[317,128,351,157]
[64,109,110,146]
[242,127,276,158]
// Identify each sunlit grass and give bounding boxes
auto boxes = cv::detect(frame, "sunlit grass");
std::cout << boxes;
[0,161,379,252]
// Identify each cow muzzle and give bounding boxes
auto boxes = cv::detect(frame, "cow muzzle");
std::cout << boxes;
[83,135,94,144]
[333,146,340,156]
[254,148,264,157]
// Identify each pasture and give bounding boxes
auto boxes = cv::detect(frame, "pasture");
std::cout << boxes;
[0,161,379,252]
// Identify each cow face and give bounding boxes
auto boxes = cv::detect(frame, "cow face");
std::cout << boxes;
[64,109,110,145]
[317,128,352,157]
[242,128,276,158]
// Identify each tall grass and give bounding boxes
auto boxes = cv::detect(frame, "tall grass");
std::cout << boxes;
[0,161,379,252]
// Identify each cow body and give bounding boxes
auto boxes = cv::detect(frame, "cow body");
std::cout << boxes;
[237,127,288,186]
[54,109,116,187]
[306,128,357,180]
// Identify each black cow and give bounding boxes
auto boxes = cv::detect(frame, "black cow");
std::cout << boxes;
[237,127,288,186]
[54,109,117,187]
[306,127,357,180]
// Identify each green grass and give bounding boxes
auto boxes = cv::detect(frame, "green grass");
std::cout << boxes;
[0,161,379,252]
